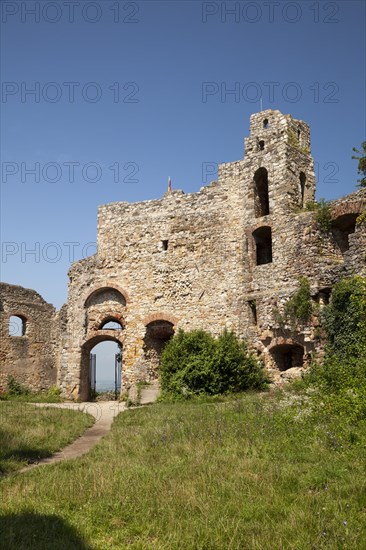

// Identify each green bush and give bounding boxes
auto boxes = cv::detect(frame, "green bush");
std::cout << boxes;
[321,276,366,359]
[305,198,332,232]
[304,276,366,422]
[272,277,313,329]
[160,329,269,399]
[6,375,30,396]
[284,276,313,326]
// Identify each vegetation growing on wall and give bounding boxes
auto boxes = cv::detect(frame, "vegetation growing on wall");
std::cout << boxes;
[356,209,366,226]
[305,198,332,232]
[288,130,310,154]
[305,276,366,422]
[352,141,366,188]
[272,277,313,329]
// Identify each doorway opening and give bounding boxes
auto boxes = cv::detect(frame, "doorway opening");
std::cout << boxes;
[270,344,304,371]
[81,337,122,401]
[143,320,174,379]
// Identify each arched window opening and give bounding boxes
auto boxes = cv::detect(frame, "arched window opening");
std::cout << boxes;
[253,226,272,266]
[297,128,301,141]
[271,344,304,371]
[263,118,269,129]
[143,320,174,376]
[253,167,269,217]
[259,140,265,151]
[299,172,306,208]
[99,318,123,330]
[8,315,26,336]
[331,213,358,254]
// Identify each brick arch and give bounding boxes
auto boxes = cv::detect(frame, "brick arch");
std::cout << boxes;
[91,312,126,331]
[331,198,364,219]
[84,282,130,306]
[142,312,178,327]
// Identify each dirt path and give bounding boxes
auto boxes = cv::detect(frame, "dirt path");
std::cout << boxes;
[19,401,125,473]
[15,384,160,474]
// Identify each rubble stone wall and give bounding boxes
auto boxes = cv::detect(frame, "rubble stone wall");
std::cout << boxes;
[1,110,365,398]
[0,283,59,392]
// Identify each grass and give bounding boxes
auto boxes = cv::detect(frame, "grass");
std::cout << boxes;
[0,402,94,475]
[0,389,366,548]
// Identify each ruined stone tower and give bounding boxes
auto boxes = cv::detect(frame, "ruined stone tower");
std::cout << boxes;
[1,110,365,398]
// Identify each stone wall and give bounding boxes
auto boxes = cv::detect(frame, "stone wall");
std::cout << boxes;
[59,109,365,398]
[1,109,365,398]
[0,283,59,392]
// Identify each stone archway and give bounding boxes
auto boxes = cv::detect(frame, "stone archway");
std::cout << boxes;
[142,317,176,381]
[80,333,124,401]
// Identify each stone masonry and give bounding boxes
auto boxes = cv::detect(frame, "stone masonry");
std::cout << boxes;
[1,110,365,399]
[0,283,60,391]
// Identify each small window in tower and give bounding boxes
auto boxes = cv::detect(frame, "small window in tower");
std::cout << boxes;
[263,119,269,129]
[162,240,169,251]
[248,300,257,324]
[297,128,301,141]
[259,140,265,151]
[299,172,306,208]
[254,167,269,217]
[253,226,272,266]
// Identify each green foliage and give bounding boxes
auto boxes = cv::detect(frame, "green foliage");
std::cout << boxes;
[316,199,332,232]
[356,209,366,226]
[160,329,269,399]
[352,141,366,187]
[305,200,317,211]
[6,375,30,397]
[322,276,366,359]
[305,276,366,422]
[306,198,332,231]
[272,277,312,329]
[288,130,310,154]
[48,385,61,398]
[284,277,313,326]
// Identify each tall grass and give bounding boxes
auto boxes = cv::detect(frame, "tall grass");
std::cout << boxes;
[0,403,93,475]
[1,390,365,549]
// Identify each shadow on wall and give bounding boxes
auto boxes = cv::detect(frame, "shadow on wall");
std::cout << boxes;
[0,513,92,550]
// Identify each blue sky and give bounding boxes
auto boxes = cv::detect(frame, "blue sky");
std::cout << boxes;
[1,0,365,380]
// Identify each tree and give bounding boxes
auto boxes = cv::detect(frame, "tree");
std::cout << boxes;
[352,141,366,187]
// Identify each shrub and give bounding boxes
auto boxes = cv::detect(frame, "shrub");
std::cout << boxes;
[6,375,30,397]
[304,276,366,422]
[305,198,332,232]
[272,277,313,329]
[284,276,313,327]
[321,276,366,360]
[160,329,269,399]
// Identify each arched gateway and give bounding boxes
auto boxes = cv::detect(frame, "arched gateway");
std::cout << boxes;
[80,334,124,401]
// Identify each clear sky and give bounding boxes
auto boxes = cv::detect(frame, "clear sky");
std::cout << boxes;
[1,0,365,379]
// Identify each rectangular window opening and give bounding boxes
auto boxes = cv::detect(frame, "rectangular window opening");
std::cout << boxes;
[248,300,257,325]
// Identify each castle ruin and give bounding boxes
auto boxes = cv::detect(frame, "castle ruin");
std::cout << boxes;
[1,110,365,400]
